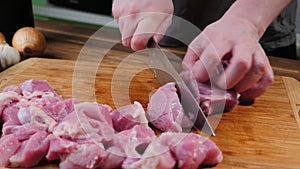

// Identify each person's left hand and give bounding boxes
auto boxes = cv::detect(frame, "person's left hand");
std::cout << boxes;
[182,17,274,101]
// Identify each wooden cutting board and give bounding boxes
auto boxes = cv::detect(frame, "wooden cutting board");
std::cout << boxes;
[1,57,300,169]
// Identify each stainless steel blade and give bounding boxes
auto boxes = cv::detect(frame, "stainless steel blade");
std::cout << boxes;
[147,39,215,136]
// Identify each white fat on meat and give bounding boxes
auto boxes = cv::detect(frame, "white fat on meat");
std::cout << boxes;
[125,132,223,169]
[0,91,20,116]
[18,106,57,132]
[53,102,115,142]
[111,101,148,132]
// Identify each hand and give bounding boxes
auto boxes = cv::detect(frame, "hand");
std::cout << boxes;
[182,17,274,101]
[112,0,174,51]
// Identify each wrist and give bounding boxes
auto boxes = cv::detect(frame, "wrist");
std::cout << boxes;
[221,0,292,39]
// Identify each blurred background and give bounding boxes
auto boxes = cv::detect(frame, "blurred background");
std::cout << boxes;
[32,0,300,59]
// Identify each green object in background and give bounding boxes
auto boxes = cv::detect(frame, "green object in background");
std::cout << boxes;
[31,0,104,28]
[32,0,47,6]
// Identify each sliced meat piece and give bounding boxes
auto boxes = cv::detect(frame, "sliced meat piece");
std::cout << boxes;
[35,96,77,122]
[168,133,223,169]
[46,134,78,161]
[19,79,57,96]
[3,124,46,141]
[100,146,126,169]
[180,70,239,115]
[53,104,115,143]
[59,143,108,169]
[127,132,222,169]
[0,91,20,117]
[123,134,176,169]
[0,134,21,167]
[197,82,239,115]
[18,106,57,132]
[75,102,113,127]
[147,82,185,132]
[111,101,148,132]
[110,125,156,159]
[1,105,21,131]
[9,131,50,167]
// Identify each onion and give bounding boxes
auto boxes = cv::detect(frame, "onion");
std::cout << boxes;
[0,32,6,44]
[12,27,46,57]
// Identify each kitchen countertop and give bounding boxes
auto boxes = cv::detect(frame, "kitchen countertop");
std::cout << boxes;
[32,19,300,81]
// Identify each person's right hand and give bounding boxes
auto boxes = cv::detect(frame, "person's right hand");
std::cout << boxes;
[112,0,174,51]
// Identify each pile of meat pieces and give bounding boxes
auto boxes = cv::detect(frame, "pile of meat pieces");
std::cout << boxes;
[0,79,237,169]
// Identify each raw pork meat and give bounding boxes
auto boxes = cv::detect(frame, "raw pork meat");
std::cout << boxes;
[147,71,239,132]
[110,101,148,132]
[0,134,21,167]
[180,70,239,115]
[9,131,49,167]
[0,79,223,169]
[124,132,222,169]
[147,82,186,132]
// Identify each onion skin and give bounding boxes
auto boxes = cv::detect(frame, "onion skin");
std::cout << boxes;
[12,27,46,57]
[0,32,6,44]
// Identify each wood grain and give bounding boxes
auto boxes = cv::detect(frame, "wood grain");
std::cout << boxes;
[1,58,300,169]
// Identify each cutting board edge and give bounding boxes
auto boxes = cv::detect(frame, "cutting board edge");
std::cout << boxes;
[282,76,300,130]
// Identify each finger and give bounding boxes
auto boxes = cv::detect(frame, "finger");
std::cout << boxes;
[191,45,222,82]
[132,13,169,51]
[118,14,138,48]
[239,63,274,101]
[153,14,172,43]
[233,49,266,93]
[182,46,201,71]
[215,45,252,90]
[182,34,207,70]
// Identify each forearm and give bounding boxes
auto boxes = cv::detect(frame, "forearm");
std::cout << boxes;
[222,0,292,38]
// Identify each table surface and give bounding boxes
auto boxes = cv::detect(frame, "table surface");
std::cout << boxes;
[32,19,300,81]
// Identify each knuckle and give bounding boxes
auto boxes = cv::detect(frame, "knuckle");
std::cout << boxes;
[236,59,251,71]
[265,73,274,85]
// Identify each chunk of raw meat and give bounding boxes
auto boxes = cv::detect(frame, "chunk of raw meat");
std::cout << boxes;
[36,97,78,122]
[18,106,57,132]
[59,143,108,169]
[46,134,78,161]
[19,79,57,96]
[110,125,156,158]
[3,124,46,141]
[197,82,239,115]
[0,79,223,169]
[0,91,20,117]
[0,134,21,167]
[146,82,186,132]
[1,105,21,132]
[168,133,222,168]
[53,102,115,143]
[180,70,239,115]
[9,131,50,167]
[126,132,222,169]
[110,101,148,132]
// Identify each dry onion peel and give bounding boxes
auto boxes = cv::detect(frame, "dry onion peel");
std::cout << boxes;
[0,32,6,44]
[12,27,46,57]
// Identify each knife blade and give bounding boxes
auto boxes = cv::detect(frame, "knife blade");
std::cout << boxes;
[147,38,215,136]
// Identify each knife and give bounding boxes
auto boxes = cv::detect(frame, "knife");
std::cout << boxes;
[147,38,215,136]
